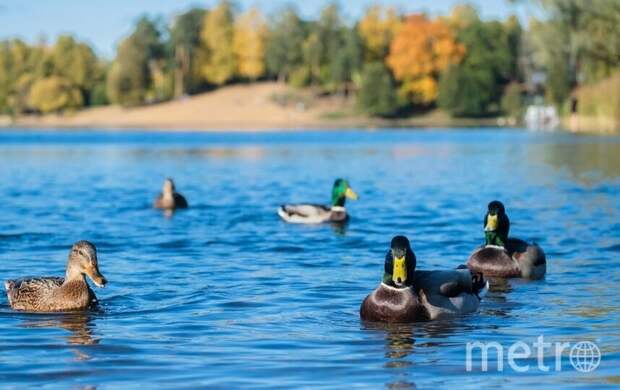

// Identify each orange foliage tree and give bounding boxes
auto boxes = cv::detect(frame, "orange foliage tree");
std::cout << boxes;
[358,5,401,62]
[386,14,465,105]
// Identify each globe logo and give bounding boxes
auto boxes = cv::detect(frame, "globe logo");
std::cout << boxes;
[570,341,601,373]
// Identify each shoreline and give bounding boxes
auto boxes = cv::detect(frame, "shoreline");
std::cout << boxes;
[0,82,504,132]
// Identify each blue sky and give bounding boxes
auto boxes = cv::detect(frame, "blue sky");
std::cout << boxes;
[0,0,535,58]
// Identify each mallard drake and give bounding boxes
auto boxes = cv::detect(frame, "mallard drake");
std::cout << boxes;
[5,241,107,312]
[154,178,188,210]
[467,201,546,279]
[277,178,358,223]
[360,236,488,322]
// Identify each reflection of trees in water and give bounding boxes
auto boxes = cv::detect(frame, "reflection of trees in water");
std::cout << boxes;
[362,322,417,389]
[20,312,99,360]
[536,142,620,184]
[384,324,415,360]
[478,277,514,318]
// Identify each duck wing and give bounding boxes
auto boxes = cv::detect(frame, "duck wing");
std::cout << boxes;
[5,277,64,309]
[173,193,188,208]
[277,204,331,223]
[412,270,483,318]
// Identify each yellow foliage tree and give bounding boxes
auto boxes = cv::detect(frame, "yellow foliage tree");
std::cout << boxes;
[357,5,401,62]
[233,8,267,80]
[386,14,465,105]
[28,76,82,113]
[446,4,480,30]
[200,1,236,85]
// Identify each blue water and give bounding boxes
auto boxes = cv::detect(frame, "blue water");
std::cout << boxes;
[0,128,619,388]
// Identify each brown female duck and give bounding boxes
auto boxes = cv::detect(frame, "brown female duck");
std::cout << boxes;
[467,201,546,279]
[154,178,188,210]
[5,241,107,312]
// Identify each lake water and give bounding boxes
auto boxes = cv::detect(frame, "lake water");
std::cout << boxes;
[0,128,619,389]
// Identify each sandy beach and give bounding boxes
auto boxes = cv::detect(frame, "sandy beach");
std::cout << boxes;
[4,82,500,131]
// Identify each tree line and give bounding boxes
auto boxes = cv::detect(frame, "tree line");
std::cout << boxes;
[0,1,618,120]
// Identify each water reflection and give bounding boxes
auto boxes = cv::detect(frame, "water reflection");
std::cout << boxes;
[537,141,620,184]
[20,312,99,346]
[330,221,349,236]
[384,324,416,389]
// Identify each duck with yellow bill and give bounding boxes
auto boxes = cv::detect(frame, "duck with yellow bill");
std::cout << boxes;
[360,236,488,322]
[277,178,358,223]
[467,200,546,279]
[5,241,107,312]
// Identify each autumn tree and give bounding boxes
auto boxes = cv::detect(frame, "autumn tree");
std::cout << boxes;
[1,40,47,113]
[28,76,82,113]
[527,0,620,106]
[299,30,321,86]
[386,14,464,105]
[171,8,206,97]
[264,7,306,82]
[107,16,166,106]
[295,4,362,93]
[200,1,236,85]
[357,6,401,62]
[0,43,11,112]
[316,4,344,88]
[357,62,397,117]
[51,37,96,91]
[438,15,513,117]
[233,8,267,80]
[329,27,362,95]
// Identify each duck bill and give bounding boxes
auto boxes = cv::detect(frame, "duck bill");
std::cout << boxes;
[392,256,407,286]
[85,266,107,288]
[345,187,358,200]
[485,214,498,231]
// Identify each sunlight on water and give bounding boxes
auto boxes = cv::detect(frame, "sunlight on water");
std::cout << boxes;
[0,129,618,388]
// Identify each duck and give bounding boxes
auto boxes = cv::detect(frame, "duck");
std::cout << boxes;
[277,178,358,223]
[360,236,488,322]
[154,178,188,210]
[467,200,546,279]
[5,241,107,312]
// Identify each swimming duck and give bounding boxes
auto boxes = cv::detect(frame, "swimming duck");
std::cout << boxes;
[154,178,188,210]
[277,178,358,223]
[360,236,488,322]
[5,241,107,312]
[467,201,546,279]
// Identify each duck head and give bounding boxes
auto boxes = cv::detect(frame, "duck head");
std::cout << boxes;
[162,178,176,196]
[390,235,413,287]
[66,241,107,288]
[485,200,506,231]
[331,178,358,207]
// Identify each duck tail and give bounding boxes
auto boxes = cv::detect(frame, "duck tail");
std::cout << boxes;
[277,205,290,220]
[472,273,489,300]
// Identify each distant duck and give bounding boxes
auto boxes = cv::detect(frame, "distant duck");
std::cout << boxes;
[154,178,188,210]
[467,201,546,279]
[5,241,107,312]
[277,178,358,223]
[360,236,488,322]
